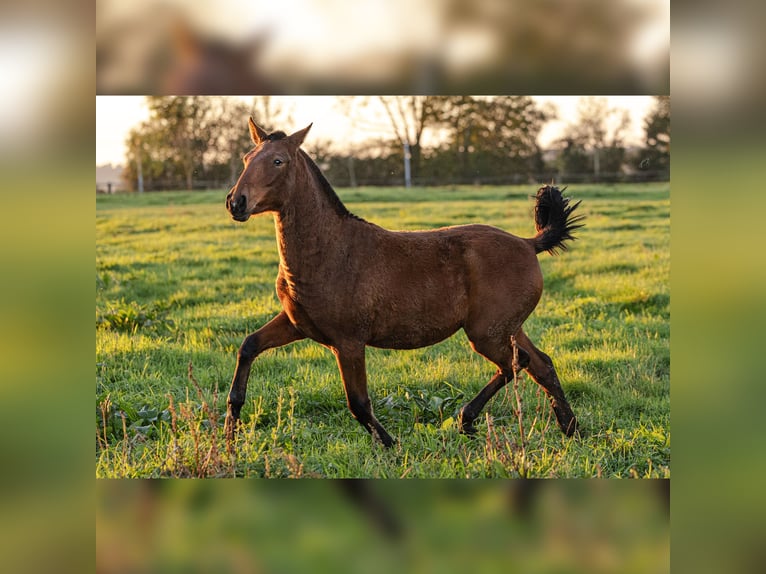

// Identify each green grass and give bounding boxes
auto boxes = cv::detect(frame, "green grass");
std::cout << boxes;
[96,183,669,478]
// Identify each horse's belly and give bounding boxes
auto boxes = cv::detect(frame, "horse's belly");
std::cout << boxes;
[368,323,461,350]
[367,302,464,349]
[366,275,467,349]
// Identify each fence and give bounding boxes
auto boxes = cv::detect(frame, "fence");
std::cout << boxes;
[100,169,669,193]
[330,169,670,188]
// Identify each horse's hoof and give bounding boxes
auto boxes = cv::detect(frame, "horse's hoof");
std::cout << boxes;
[373,428,395,448]
[562,417,580,438]
[458,408,477,436]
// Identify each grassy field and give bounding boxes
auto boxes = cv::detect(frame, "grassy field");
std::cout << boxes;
[96,183,669,478]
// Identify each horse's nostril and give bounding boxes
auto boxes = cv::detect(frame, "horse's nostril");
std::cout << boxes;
[227,194,240,212]
[227,194,248,216]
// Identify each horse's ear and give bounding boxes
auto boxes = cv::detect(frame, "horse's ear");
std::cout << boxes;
[286,123,312,152]
[248,117,268,145]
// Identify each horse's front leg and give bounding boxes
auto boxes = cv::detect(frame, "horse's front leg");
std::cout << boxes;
[333,344,395,448]
[225,311,304,441]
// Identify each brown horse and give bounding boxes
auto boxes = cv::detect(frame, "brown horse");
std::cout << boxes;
[224,119,583,448]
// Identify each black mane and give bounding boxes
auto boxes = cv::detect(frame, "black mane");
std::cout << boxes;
[266,130,287,141]
[299,149,365,222]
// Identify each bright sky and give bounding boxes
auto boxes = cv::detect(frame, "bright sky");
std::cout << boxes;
[96,96,655,167]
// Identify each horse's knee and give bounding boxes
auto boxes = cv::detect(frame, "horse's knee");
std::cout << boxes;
[238,333,260,361]
[537,349,554,369]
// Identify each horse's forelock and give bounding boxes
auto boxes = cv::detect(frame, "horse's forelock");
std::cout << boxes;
[266,131,287,141]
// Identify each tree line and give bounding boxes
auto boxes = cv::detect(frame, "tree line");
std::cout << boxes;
[121,96,669,191]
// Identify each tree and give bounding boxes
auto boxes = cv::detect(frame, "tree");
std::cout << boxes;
[146,96,214,190]
[642,95,670,173]
[123,97,213,190]
[555,137,591,181]
[556,97,630,181]
[197,98,248,187]
[124,119,183,191]
[428,96,550,183]
[377,96,446,184]
[122,96,292,191]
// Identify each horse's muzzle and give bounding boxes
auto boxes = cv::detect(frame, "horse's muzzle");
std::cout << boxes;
[226,190,250,221]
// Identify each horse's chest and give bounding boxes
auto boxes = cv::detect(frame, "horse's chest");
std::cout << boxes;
[276,273,335,343]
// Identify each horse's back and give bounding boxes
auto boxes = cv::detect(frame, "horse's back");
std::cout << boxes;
[380,222,542,318]
[376,223,541,295]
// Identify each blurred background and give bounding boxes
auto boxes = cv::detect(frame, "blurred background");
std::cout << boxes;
[96,0,668,95]
[96,480,669,573]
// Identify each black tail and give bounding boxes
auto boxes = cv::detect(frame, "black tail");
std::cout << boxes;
[532,185,584,255]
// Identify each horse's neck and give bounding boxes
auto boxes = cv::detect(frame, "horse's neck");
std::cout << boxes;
[273,174,350,280]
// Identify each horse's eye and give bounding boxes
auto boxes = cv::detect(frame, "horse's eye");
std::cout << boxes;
[274,159,283,166]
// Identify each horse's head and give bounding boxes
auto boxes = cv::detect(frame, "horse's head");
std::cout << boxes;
[226,118,312,221]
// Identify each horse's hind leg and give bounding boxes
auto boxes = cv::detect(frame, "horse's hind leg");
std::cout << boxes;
[458,337,530,435]
[514,328,578,436]
[460,327,578,437]
[225,311,305,441]
[459,370,511,435]
[333,345,394,448]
